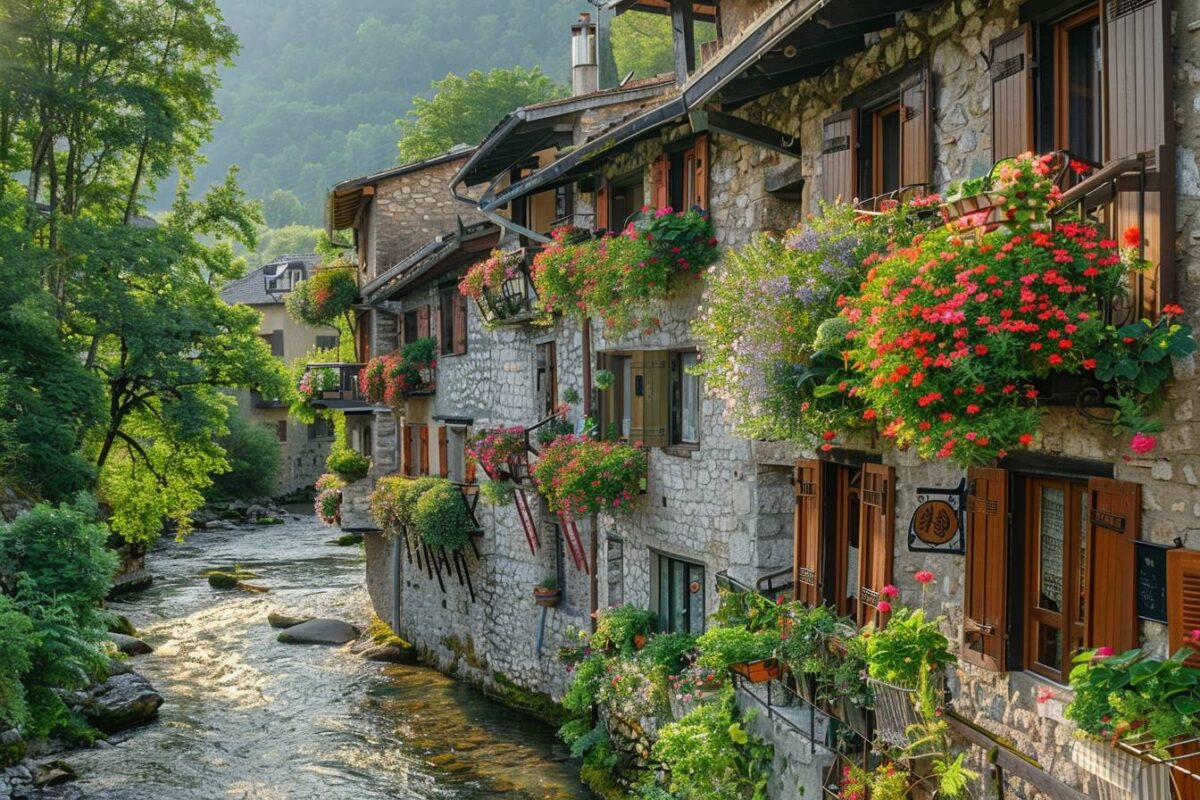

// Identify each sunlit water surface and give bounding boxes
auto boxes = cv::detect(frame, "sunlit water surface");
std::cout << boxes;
[39,511,588,800]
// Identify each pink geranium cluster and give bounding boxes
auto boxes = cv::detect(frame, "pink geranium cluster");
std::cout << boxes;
[468,427,527,480]
[531,434,647,517]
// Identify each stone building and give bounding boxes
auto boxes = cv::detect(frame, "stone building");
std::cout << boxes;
[313,0,1200,798]
[221,254,338,494]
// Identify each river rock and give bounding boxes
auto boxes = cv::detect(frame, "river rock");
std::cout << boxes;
[268,612,312,629]
[207,572,239,589]
[71,672,163,733]
[105,614,138,637]
[277,619,360,646]
[356,642,419,664]
[0,730,24,769]
[106,633,152,656]
[32,761,75,788]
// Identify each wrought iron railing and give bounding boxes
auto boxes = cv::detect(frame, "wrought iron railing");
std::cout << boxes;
[303,362,370,406]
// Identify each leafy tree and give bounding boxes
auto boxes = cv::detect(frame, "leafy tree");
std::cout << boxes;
[610,13,716,80]
[207,410,283,501]
[397,67,566,164]
[245,224,324,270]
[261,189,308,228]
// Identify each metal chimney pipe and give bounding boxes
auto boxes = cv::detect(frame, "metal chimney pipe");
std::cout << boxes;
[571,13,599,96]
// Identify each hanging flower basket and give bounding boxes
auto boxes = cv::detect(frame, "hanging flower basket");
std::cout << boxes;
[460,249,536,326]
[868,676,929,750]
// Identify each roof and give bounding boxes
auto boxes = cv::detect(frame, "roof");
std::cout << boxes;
[452,75,675,190]
[363,221,501,305]
[328,145,476,232]
[221,253,319,306]
[606,0,719,22]
[482,0,933,212]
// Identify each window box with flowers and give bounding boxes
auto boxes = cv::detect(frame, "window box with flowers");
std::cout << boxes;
[531,434,647,518]
[458,248,536,326]
[531,208,718,336]
[314,473,346,527]
[359,336,437,406]
[298,366,340,403]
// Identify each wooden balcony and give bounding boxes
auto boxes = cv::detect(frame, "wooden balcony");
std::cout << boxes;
[302,362,376,412]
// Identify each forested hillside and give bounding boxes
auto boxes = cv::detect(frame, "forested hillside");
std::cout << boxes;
[191,1,585,225]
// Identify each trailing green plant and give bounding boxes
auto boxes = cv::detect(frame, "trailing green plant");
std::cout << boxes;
[369,475,440,536]
[821,626,873,709]
[865,607,954,687]
[411,479,474,550]
[533,434,646,517]
[693,626,779,678]
[325,447,370,482]
[641,688,774,800]
[899,661,978,799]
[711,588,787,633]
[1066,645,1200,756]
[593,605,658,656]
[780,603,840,677]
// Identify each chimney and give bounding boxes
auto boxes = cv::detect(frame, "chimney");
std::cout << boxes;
[571,13,599,96]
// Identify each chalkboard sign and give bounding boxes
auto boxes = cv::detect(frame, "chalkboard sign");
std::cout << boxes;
[1135,540,1172,624]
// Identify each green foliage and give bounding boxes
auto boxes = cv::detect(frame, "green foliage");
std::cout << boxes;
[639,632,697,677]
[244,224,323,270]
[592,605,657,657]
[1093,312,1197,434]
[642,689,773,800]
[411,480,473,550]
[1066,647,1200,755]
[397,67,565,164]
[260,189,308,228]
[325,447,371,482]
[370,475,440,535]
[865,608,954,687]
[610,13,716,80]
[693,627,779,678]
[285,264,360,328]
[532,435,647,516]
[711,589,786,633]
[898,662,978,799]
[208,410,283,501]
[780,603,840,677]
[0,596,34,729]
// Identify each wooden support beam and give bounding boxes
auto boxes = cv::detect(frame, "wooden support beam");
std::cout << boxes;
[690,108,801,158]
[945,713,1092,800]
[672,0,696,83]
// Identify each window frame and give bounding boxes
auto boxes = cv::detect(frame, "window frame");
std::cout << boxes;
[869,102,903,198]
[438,286,467,357]
[650,551,706,635]
[1051,5,1103,161]
[668,350,701,450]
[536,341,558,419]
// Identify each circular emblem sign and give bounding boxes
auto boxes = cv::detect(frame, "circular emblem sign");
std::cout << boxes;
[912,500,959,546]
[689,581,701,594]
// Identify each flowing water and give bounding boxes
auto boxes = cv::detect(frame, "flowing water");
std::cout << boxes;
[41,512,589,800]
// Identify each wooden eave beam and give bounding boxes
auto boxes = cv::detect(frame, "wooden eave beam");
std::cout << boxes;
[672,0,697,84]
[690,108,801,158]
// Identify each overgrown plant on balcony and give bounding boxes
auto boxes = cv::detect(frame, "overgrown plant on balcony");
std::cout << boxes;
[531,208,718,336]
[411,480,475,550]
[369,475,440,537]
[1066,644,1200,758]
[314,473,345,526]
[865,607,954,688]
[469,426,527,480]
[359,336,438,405]
[458,248,531,325]
[297,366,338,401]
[693,625,780,681]
[325,447,370,482]
[532,434,647,517]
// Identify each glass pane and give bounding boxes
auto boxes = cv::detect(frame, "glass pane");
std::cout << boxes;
[688,564,705,634]
[681,353,699,443]
[881,110,901,194]
[1038,486,1065,614]
[1078,489,1088,625]
[658,557,670,632]
[671,560,686,634]
[621,358,633,438]
[1065,21,1103,162]
[1037,624,1062,672]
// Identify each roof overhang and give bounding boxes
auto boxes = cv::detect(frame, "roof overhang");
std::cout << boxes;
[606,0,719,23]
[362,222,501,305]
[327,147,476,233]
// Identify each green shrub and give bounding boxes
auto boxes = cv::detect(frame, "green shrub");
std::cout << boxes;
[371,475,440,536]
[780,603,840,676]
[640,632,696,676]
[0,596,34,729]
[411,480,473,550]
[208,411,282,501]
[694,626,779,677]
[592,605,657,656]
[866,607,954,687]
[325,447,370,482]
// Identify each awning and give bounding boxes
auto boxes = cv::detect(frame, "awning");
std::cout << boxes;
[362,221,501,305]
[482,0,934,212]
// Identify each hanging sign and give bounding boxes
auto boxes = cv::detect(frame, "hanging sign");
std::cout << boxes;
[1135,540,1172,624]
[907,479,966,554]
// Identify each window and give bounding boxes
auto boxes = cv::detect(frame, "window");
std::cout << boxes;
[1025,478,1087,683]
[669,351,700,446]
[1053,7,1102,162]
[608,174,644,231]
[404,305,431,345]
[651,552,705,634]
[870,103,902,197]
[316,334,339,352]
[276,420,288,442]
[599,351,667,447]
[600,354,633,440]
[438,287,467,356]
[261,330,284,358]
[307,418,335,441]
[554,185,574,223]
[361,425,373,460]
[536,342,558,418]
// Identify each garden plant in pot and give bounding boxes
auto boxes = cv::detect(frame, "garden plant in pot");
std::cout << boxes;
[534,577,561,608]
[695,625,781,684]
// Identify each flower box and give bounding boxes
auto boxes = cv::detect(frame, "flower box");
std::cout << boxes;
[730,657,781,684]
[533,586,562,608]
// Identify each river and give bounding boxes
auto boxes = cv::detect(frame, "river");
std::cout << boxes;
[40,511,589,800]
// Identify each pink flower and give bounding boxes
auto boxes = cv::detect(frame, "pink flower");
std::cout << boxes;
[1130,432,1158,454]
[1094,646,1114,658]
[881,584,899,598]
[877,601,892,613]
[914,570,935,585]
[1036,686,1054,705]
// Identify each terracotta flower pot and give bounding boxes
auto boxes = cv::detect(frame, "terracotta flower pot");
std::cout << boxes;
[633,634,647,650]
[533,586,561,608]
[731,658,781,684]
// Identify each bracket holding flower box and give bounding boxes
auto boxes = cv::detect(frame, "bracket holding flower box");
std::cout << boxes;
[459,248,538,326]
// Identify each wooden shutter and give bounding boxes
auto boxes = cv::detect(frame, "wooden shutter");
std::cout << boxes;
[270,330,284,358]
[438,426,449,479]
[964,468,1008,671]
[452,293,468,355]
[419,425,430,476]
[416,305,430,339]
[355,317,370,362]
[651,154,669,210]
[1168,549,1200,666]
[793,459,823,607]
[1103,0,1174,312]
[899,68,931,190]
[630,350,667,448]
[403,423,415,476]
[821,110,857,205]
[989,24,1034,161]
[856,463,894,627]
[1085,477,1141,653]
[693,133,710,211]
[595,182,610,230]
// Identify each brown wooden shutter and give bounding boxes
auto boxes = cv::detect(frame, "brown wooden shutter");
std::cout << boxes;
[417,305,430,339]
[821,110,857,205]
[899,68,931,190]
[1085,477,1141,653]
[693,133,709,210]
[1102,0,1174,312]
[438,426,449,479]
[595,182,609,230]
[419,425,430,476]
[651,154,669,210]
[403,423,415,476]
[1168,549,1200,667]
[856,463,894,627]
[630,350,667,448]
[989,24,1034,161]
[793,459,823,607]
[452,293,468,355]
[964,468,1008,671]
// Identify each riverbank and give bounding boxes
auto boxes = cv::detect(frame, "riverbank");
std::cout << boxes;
[28,514,589,800]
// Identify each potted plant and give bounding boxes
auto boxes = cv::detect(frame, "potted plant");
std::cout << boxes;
[325,447,370,482]
[469,426,528,482]
[533,577,561,607]
[694,626,781,684]
[411,479,475,551]
[298,366,340,401]
[781,603,839,705]
[313,473,345,526]
[865,607,954,748]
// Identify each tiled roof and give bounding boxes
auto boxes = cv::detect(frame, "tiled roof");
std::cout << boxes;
[221,254,319,306]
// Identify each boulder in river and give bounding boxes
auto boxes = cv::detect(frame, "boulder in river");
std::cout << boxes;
[106,633,153,656]
[32,760,75,788]
[268,612,312,629]
[277,619,360,646]
[70,672,163,733]
[105,614,138,637]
